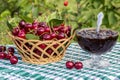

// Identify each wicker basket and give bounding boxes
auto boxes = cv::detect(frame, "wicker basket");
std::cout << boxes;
[8,32,74,64]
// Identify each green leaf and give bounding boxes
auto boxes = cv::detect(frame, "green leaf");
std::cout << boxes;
[26,34,39,40]
[76,0,81,3]
[102,14,109,27]
[108,11,117,25]
[93,1,101,8]
[48,19,64,27]
[104,0,111,6]
[1,10,10,17]
[32,7,39,18]
[19,15,33,23]
[6,20,13,31]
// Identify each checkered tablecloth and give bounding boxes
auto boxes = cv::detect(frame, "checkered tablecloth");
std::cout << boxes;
[0,43,120,80]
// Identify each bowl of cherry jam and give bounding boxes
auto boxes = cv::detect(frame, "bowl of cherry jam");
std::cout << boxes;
[76,28,118,55]
[76,28,118,68]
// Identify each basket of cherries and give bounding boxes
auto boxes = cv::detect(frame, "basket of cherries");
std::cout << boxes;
[8,19,74,64]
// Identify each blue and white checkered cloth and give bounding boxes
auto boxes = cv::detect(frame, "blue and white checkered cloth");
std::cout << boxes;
[0,43,120,80]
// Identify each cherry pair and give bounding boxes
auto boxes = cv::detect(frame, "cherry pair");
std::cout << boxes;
[0,46,18,64]
[66,61,83,69]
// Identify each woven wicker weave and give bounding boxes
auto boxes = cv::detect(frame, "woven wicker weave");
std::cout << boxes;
[8,32,74,64]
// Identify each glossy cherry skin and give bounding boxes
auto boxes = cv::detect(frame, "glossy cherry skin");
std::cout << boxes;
[74,62,83,69]
[44,27,50,33]
[38,22,47,27]
[32,21,38,30]
[64,0,68,6]
[53,27,59,32]
[36,27,45,35]
[66,61,74,69]
[6,53,11,59]
[10,56,18,64]
[12,27,19,36]
[39,44,47,50]
[57,32,65,40]
[17,30,26,39]
[42,34,52,40]
[0,52,6,59]
[58,26,65,32]
[8,47,14,53]
[50,33,57,39]
[25,23,33,32]
[19,20,26,29]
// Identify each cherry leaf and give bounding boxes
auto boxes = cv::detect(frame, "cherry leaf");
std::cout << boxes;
[26,34,39,40]
[19,15,33,23]
[48,19,64,27]
[6,20,13,31]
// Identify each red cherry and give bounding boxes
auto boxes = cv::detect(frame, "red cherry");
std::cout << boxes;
[36,27,45,35]
[57,32,65,40]
[66,61,74,69]
[10,56,18,64]
[32,21,38,30]
[38,22,47,27]
[33,49,42,57]
[74,62,83,69]
[8,52,14,56]
[19,20,26,29]
[39,44,47,50]
[44,27,50,33]
[46,48,53,55]
[42,34,52,40]
[12,27,19,36]
[0,46,6,52]
[25,23,33,32]
[8,47,14,53]
[58,26,65,32]
[0,52,6,59]
[53,27,59,32]
[50,33,57,39]
[64,0,68,6]
[53,44,59,48]
[6,54,11,59]
[17,30,26,39]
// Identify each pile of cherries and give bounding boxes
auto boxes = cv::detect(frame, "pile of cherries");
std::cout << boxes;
[0,46,18,64]
[12,20,71,40]
[66,61,83,70]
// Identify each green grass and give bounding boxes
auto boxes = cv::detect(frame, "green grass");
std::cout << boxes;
[0,21,13,44]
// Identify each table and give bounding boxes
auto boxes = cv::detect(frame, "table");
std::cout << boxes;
[0,43,120,80]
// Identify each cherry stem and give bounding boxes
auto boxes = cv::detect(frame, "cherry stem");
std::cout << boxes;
[48,23,52,34]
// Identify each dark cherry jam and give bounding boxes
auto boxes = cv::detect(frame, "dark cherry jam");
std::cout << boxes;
[76,29,118,55]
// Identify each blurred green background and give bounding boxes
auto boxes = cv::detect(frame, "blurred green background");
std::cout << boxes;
[0,0,120,44]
